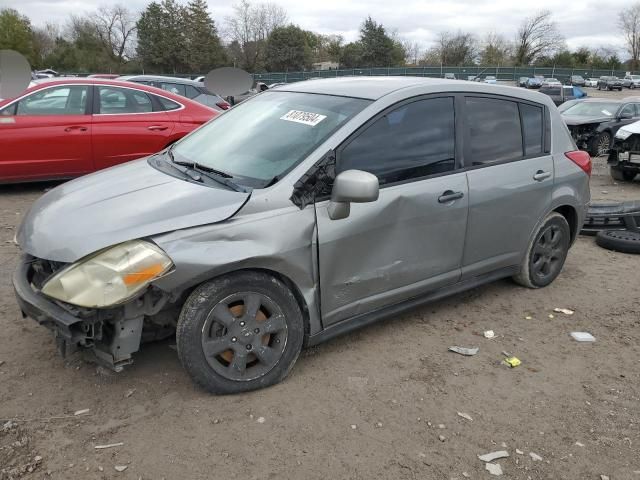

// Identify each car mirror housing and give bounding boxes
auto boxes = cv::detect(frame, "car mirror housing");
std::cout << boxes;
[619,112,633,120]
[328,169,379,220]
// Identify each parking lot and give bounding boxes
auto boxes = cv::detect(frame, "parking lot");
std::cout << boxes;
[1,86,640,480]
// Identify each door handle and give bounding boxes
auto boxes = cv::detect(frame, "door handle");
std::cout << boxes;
[438,190,464,203]
[533,170,552,181]
[64,126,87,132]
[147,125,168,131]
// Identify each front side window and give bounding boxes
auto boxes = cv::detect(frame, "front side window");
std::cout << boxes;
[98,87,153,114]
[619,104,636,117]
[171,91,370,186]
[12,86,88,116]
[465,97,522,165]
[338,97,456,185]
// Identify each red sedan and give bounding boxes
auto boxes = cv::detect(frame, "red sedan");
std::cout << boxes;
[0,78,217,183]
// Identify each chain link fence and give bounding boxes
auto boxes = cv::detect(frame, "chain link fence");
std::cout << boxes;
[252,66,630,84]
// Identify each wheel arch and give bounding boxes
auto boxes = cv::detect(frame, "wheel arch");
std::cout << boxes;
[553,204,579,244]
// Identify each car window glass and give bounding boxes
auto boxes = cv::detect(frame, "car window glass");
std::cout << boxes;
[155,95,181,111]
[339,97,456,186]
[98,87,152,114]
[520,103,543,156]
[15,86,88,116]
[160,83,186,96]
[620,104,635,117]
[184,85,200,99]
[465,97,522,165]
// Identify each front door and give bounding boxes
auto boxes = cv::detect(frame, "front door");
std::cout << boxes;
[315,96,468,326]
[0,84,92,181]
[461,95,553,277]
[91,85,174,170]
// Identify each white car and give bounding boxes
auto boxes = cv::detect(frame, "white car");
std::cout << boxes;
[623,75,640,89]
[585,78,599,88]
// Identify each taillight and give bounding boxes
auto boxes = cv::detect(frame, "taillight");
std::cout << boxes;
[216,101,231,110]
[565,150,592,177]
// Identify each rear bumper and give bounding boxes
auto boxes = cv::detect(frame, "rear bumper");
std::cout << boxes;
[13,255,82,340]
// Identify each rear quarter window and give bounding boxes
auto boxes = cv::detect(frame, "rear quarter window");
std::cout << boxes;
[520,103,543,156]
[155,95,182,111]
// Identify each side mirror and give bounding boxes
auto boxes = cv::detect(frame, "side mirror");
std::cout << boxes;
[328,170,379,220]
[619,112,633,120]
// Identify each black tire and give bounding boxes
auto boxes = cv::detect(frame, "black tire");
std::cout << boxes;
[176,271,304,394]
[513,212,571,289]
[589,131,611,157]
[610,166,637,182]
[595,230,640,254]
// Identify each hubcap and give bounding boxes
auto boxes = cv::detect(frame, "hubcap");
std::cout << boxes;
[200,292,288,381]
[531,225,564,281]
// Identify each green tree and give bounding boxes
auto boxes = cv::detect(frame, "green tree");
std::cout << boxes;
[358,17,405,66]
[0,9,35,64]
[185,0,226,72]
[339,42,364,68]
[265,25,310,71]
[137,0,188,73]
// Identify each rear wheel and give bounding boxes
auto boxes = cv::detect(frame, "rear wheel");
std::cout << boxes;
[513,212,571,289]
[176,271,304,394]
[610,166,637,182]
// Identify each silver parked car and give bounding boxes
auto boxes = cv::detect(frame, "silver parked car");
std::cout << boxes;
[14,77,591,394]
[119,75,231,112]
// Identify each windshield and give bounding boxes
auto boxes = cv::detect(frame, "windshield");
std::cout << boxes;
[171,91,370,187]
[563,102,619,117]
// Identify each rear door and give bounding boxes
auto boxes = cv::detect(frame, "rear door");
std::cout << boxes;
[0,84,92,181]
[91,85,174,170]
[315,96,468,325]
[462,95,552,278]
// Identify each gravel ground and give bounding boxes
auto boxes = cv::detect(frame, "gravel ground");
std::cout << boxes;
[1,87,640,480]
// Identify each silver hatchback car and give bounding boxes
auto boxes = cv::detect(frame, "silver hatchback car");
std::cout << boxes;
[14,77,591,394]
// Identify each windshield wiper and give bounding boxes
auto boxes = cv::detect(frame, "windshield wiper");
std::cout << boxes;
[166,147,248,193]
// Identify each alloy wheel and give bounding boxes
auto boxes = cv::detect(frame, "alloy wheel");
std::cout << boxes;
[200,292,288,381]
[531,225,564,282]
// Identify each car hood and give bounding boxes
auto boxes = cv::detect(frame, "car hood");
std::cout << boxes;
[17,158,251,263]
[562,115,612,126]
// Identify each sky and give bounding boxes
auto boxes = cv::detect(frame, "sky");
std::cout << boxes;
[2,0,631,57]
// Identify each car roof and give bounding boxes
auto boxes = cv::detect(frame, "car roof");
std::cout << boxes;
[274,76,549,102]
[118,75,203,86]
[579,98,623,104]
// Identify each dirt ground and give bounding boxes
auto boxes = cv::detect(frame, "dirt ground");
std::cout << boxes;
[1,87,640,480]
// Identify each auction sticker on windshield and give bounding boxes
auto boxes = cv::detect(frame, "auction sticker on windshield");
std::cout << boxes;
[280,110,327,126]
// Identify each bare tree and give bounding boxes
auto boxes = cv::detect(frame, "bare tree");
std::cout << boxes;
[479,32,512,65]
[91,5,137,63]
[514,11,564,65]
[619,2,640,72]
[225,0,287,71]
[401,39,421,65]
[428,31,477,66]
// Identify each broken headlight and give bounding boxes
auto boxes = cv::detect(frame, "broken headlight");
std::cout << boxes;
[616,129,633,141]
[41,240,173,308]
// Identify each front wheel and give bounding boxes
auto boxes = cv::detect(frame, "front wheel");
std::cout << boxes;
[176,271,304,394]
[590,131,611,157]
[513,212,571,289]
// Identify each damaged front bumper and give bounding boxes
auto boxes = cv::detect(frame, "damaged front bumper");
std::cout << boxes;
[13,255,169,372]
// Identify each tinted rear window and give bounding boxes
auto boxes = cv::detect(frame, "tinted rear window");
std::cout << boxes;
[465,97,522,164]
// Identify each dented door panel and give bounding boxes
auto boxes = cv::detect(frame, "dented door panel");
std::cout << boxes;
[316,172,469,326]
